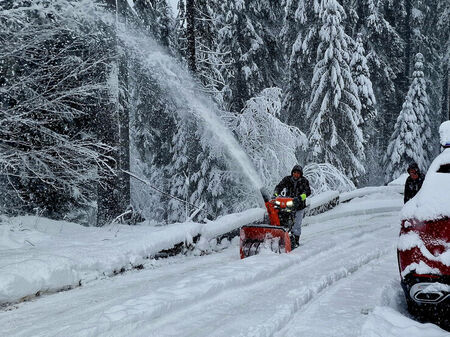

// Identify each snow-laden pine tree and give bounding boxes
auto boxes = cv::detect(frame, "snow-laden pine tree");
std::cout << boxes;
[173,0,229,106]
[354,0,405,148]
[350,33,380,184]
[228,88,307,190]
[190,126,236,220]
[128,46,178,223]
[350,33,377,124]
[281,0,321,129]
[307,0,365,181]
[167,109,241,222]
[409,0,448,139]
[228,87,355,195]
[215,0,282,112]
[384,53,432,181]
[167,114,198,222]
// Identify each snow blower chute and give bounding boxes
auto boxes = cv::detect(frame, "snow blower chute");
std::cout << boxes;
[240,191,296,259]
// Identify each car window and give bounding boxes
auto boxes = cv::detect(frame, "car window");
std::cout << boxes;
[437,163,450,173]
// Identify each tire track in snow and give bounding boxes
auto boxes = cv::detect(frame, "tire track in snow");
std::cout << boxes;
[83,217,397,337]
[129,224,397,337]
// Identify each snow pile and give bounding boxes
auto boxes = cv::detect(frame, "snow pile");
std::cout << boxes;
[340,185,403,202]
[307,190,339,209]
[362,306,449,337]
[201,208,264,239]
[402,148,450,221]
[440,120,450,148]
[0,209,264,304]
[305,188,403,225]
[388,173,408,186]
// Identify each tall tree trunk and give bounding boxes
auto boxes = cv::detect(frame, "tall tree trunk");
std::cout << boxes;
[404,0,412,82]
[117,0,130,212]
[443,61,449,121]
[97,0,130,226]
[186,0,196,72]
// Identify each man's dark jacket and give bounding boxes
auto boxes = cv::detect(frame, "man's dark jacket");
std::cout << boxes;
[274,176,311,210]
[404,173,425,203]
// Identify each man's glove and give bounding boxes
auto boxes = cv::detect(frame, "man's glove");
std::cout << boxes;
[300,193,307,201]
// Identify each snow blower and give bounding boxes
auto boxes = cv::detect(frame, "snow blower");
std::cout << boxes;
[240,190,296,259]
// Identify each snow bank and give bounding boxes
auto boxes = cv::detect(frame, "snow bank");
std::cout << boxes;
[388,173,408,186]
[304,187,403,225]
[361,306,449,337]
[307,190,339,209]
[401,148,450,221]
[201,208,264,239]
[340,185,403,202]
[0,209,264,304]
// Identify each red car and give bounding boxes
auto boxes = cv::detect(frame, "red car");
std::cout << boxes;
[397,123,450,325]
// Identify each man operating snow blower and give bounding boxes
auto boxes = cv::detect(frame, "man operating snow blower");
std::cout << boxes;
[239,165,311,258]
[273,165,311,247]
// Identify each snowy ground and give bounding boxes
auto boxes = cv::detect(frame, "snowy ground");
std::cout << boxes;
[0,189,448,336]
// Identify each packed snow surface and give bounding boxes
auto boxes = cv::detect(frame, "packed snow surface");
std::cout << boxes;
[0,209,264,304]
[0,188,448,336]
[401,148,450,221]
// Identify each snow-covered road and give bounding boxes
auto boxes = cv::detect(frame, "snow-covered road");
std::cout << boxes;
[1,192,448,336]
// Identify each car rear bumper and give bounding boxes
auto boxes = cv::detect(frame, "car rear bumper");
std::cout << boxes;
[401,274,450,307]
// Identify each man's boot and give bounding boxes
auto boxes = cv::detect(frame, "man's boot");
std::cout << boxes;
[294,235,300,248]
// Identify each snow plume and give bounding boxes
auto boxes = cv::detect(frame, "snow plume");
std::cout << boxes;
[116,27,262,194]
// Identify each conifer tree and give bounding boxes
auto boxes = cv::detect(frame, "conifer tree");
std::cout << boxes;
[350,34,377,124]
[307,0,365,181]
[216,0,282,112]
[355,0,405,145]
[350,33,379,184]
[281,0,321,129]
[384,53,432,181]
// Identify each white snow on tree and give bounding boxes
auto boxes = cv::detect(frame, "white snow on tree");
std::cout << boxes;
[228,88,307,190]
[350,32,379,184]
[0,0,115,219]
[281,0,321,129]
[228,87,354,195]
[167,114,195,222]
[303,163,355,194]
[384,53,432,182]
[350,33,377,123]
[307,0,365,181]
[215,0,281,112]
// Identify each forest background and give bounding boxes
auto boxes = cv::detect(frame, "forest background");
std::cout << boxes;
[0,0,448,226]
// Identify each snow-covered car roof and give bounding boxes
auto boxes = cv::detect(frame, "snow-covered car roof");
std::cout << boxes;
[401,148,450,221]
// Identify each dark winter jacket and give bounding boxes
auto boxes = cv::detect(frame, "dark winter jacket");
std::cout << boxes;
[404,173,425,203]
[274,175,311,210]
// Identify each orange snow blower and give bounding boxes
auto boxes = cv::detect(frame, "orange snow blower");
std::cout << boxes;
[240,191,296,259]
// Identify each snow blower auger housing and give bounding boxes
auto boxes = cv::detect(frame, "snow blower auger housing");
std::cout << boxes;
[240,195,295,259]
